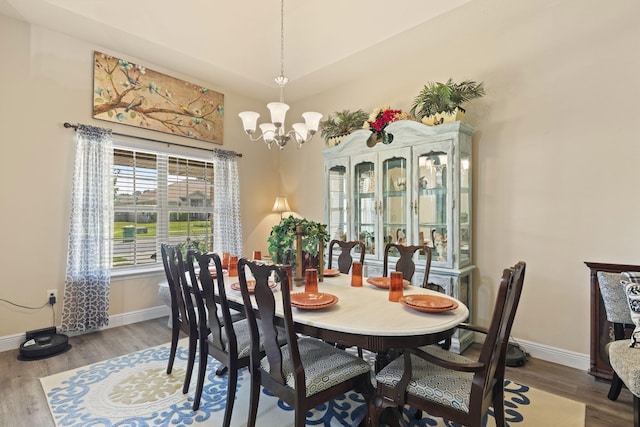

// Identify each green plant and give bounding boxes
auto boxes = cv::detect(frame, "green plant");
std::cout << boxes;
[410,79,485,118]
[179,237,211,259]
[320,109,369,141]
[267,216,329,266]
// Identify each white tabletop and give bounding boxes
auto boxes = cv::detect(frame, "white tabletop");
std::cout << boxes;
[223,271,469,338]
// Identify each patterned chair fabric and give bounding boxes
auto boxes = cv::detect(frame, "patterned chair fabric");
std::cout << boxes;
[238,259,374,427]
[598,272,634,324]
[376,346,476,412]
[609,339,640,427]
[597,272,638,402]
[609,340,640,398]
[260,337,372,397]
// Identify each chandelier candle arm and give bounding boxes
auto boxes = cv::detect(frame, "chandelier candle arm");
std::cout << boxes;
[237,0,322,150]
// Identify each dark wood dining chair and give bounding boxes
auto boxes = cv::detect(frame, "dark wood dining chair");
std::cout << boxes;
[237,258,374,427]
[383,242,432,285]
[327,239,365,274]
[160,243,197,394]
[185,251,253,417]
[370,261,526,427]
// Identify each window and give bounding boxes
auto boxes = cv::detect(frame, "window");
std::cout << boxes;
[113,148,214,270]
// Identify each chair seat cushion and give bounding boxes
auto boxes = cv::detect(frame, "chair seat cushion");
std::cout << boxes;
[210,319,285,359]
[376,346,478,413]
[609,339,640,397]
[260,337,371,397]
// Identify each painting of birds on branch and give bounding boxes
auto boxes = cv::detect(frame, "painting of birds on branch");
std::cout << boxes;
[92,51,224,144]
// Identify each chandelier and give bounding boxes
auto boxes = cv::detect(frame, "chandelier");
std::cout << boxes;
[238,0,322,150]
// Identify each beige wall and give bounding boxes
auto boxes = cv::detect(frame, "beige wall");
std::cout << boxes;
[0,14,281,336]
[281,0,640,356]
[1,0,639,362]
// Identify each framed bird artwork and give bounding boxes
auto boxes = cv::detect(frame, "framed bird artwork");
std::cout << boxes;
[92,51,224,144]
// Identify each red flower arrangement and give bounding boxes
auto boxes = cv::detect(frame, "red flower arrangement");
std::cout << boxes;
[363,106,411,133]
[363,106,411,145]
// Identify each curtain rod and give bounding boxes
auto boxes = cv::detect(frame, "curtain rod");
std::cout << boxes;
[63,122,242,158]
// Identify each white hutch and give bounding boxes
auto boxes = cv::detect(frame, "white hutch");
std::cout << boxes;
[322,120,475,353]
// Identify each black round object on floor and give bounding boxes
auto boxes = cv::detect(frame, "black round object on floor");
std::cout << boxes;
[18,333,71,360]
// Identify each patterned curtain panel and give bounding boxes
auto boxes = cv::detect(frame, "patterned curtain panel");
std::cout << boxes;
[212,151,242,256]
[60,125,114,333]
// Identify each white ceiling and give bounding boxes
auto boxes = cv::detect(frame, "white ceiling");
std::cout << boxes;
[0,0,471,102]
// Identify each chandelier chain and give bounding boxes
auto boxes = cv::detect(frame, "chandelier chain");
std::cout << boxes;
[279,0,286,102]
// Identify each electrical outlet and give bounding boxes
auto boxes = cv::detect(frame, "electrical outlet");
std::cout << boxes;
[47,289,58,304]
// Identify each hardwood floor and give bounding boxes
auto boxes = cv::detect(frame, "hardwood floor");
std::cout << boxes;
[0,317,631,426]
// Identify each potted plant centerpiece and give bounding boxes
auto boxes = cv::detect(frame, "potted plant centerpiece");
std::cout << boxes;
[410,79,485,126]
[268,215,329,281]
[320,109,369,147]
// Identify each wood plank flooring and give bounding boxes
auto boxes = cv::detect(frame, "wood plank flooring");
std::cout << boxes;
[0,317,630,426]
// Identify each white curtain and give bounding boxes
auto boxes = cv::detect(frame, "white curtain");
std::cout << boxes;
[212,150,242,256]
[60,124,114,333]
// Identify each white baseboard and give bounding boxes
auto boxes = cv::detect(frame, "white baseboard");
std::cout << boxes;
[511,338,590,371]
[0,307,591,372]
[0,305,170,353]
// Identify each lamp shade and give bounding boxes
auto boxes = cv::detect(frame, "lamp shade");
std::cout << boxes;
[267,102,290,126]
[259,123,277,142]
[302,111,323,133]
[272,196,291,213]
[239,111,260,133]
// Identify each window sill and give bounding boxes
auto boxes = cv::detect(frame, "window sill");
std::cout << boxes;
[111,265,165,280]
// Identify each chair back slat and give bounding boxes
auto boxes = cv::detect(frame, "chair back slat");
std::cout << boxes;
[238,259,301,388]
[383,243,432,285]
[328,240,365,274]
[186,251,233,352]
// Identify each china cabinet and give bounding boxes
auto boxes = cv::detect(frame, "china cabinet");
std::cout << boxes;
[323,120,475,353]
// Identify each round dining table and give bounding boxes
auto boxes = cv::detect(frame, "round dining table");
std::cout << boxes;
[224,269,469,372]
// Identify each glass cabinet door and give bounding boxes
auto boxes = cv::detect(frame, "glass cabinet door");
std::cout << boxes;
[353,160,376,255]
[459,147,471,265]
[381,156,408,256]
[327,164,348,241]
[378,147,411,259]
[416,146,451,266]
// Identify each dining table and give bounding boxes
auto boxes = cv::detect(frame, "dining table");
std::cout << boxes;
[224,267,469,372]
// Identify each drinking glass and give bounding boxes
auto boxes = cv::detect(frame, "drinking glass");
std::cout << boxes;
[222,252,230,270]
[389,271,404,302]
[253,250,262,260]
[305,268,318,293]
[351,262,363,287]
[228,255,239,277]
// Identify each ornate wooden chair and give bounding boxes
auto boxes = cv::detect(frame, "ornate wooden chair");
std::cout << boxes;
[370,261,526,427]
[183,251,252,416]
[327,239,365,274]
[383,243,432,285]
[160,243,197,394]
[238,258,374,427]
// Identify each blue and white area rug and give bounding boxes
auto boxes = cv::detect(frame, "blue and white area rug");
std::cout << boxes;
[40,340,584,426]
